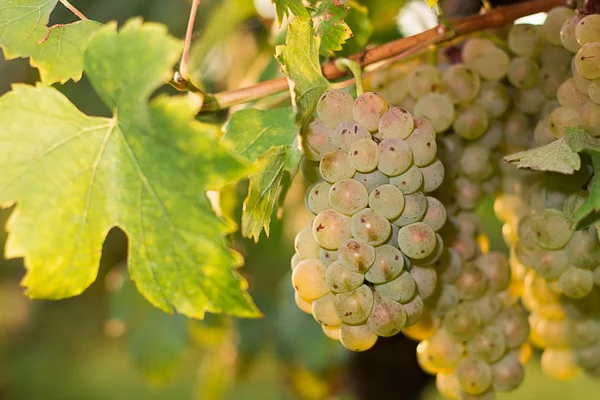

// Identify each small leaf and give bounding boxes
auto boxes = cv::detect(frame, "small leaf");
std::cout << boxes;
[572,154,600,227]
[0,0,102,84]
[272,0,311,25]
[276,19,329,129]
[504,138,581,174]
[424,0,439,7]
[313,0,352,56]
[564,126,600,154]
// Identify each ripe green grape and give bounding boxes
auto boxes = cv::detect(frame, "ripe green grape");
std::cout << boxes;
[291,253,301,270]
[353,92,389,132]
[514,87,546,115]
[413,233,444,266]
[292,259,330,300]
[443,64,481,104]
[350,208,392,246]
[531,247,569,279]
[319,248,338,267]
[326,260,364,293]
[558,266,594,299]
[573,66,592,94]
[376,271,416,303]
[428,283,460,316]
[328,178,369,216]
[467,325,506,363]
[508,23,543,57]
[542,7,574,46]
[436,373,461,400]
[421,159,445,193]
[338,238,375,273]
[491,353,524,392]
[576,14,600,45]
[561,15,583,53]
[578,101,600,136]
[456,264,488,300]
[455,211,483,236]
[366,244,405,284]
[334,284,374,325]
[474,45,510,81]
[475,252,511,292]
[443,303,481,342]
[302,120,335,161]
[403,294,425,326]
[336,121,371,151]
[455,357,493,395]
[405,125,437,167]
[507,56,540,89]
[294,226,321,259]
[538,65,569,98]
[588,79,600,105]
[450,232,479,261]
[410,265,438,300]
[475,81,510,119]
[435,248,463,284]
[354,169,390,193]
[312,292,342,327]
[558,78,590,110]
[389,165,424,194]
[378,107,414,139]
[307,181,332,214]
[565,318,599,348]
[340,323,378,351]
[398,222,437,260]
[460,145,494,182]
[408,65,442,99]
[368,184,405,220]
[393,191,428,227]
[455,177,483,211]
[471,292,502,324]
[377,138,413,177]
[423,196,447,232]
[317,89,355,128]
[368,294,408,337]
[503,110,530,149]
[312,209,353,250]
[414,92,455,134]
[575,42,600,80]
[320,149,356,183]
[529,313,569,348]
[573,343,600,370]
[453,104,491,141]
[427,328,464,369]
[565,229,600,269]
[294,292,313,314]
[462,38,494,67]
[494,307,530,348]
[531,209,573,250]
[534,117,556,146]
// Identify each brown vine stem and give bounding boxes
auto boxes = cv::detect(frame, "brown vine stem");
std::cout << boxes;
[179,0,201,81]
[59,0,88,20]
[199,0,565,113]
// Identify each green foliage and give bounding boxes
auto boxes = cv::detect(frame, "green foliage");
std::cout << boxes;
[504,137,581,174]
[272,0,311,25]
[223,107,301,241]
[313,0,352,56]
[0,0,102,84]
[340,1,374,55]
[0,20,259,319]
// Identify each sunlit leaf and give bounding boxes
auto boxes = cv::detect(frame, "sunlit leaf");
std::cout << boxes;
[504,138,581,174]
[272,0,310,25]
[313,0,352,56]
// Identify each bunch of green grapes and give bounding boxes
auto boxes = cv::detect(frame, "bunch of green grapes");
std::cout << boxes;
[292,89,448,351]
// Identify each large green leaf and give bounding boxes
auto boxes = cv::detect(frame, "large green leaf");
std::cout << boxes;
[276,19,328,129]
[0,0,102,84]
[272,0,310,25]
[0,20,259,318]
[313,0,352,56]
[504,138,581,174]
[223,107,301,241]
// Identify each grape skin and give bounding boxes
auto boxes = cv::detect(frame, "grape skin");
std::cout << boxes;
[336,121,371,151]
[453,104,489,140]
[326,260,364,293]
[338,238,375,273]
[366,244,405,284]
[329,178,369,216]
[317,89,355,128]
[353,92,389,132]
[414,93,455,134]
[376,271,416,303]
[508,23,543,58]
[368,294,408,337]
[294,226,321,259]
[312,209,353,250]
[576,14,600,46]
[334,284,374,325]
[354,169,390,193]
[393,191,428,227]
[421,159,445,193]
[350,208,392,246]
[389,165,424,194]
[378,138,414,176]
[292,259,330,301]
[295,292,313,314]
[411,265,438,300]
[312,292,342,327]
[319,149,356,183]
[302,120,336,161]
[378,107,414,139]
[368,184,405,220]
[340,323,378,351]
[307,181,332,214]
[398,222,438,260]
[406,124,437,167]
[455,357,493,395]
[423,196,447,232]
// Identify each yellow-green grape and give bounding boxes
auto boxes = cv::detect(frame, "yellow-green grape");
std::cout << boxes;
[462,38,494,67]
[366,245,405,284]
[460,145,494,182]
[322,324,341,340]
[531,209,574,249]
[376,270,416,303]
[319,149,356,183]
[558,266,594,299]
[475,252,511,292]
[350,208,392,246]
[474,45,510,81]
[411,265,438,300]
[405,124,437,167]
[421,159,445,193]
[377,138,413,176]
[294,226,321,259]
[292,259,330,300]
[531,247,569,279]
[368,184,405,220]
[476,81,510,118]
[329,178,369,216]
[508,23,543,57]
[340,323,378,351]
[542,40,575,69]
[561,289,600,319]
[539,65,569,99]
[408,64,442,99]
[541,348,581,380]
[413,233,444,266]
[390,165,424,194]
[354,169,389,193]
[312,292,342,326]
[565,229,600,268]
[455,211,483,236]
[507,57,540,89]
[455,357,492,395]
[594,267,600,286]
[317,89,354,128]
[295,292,313,314]
[566,318,599,348]
[517,214,536,249]
[491,353,524,392]
[435,248,463,284]
[353,92,389,132]
[573,343,600,370]
[378,107,414,139]
[334,284,374,325]
[338,238,375,273]
[428,328,464,369]
[398,222,437,260]
[503,110,530,150]
[349,138,379,173]
[534,118,555,146]
[590,78,600,105]
[428,283,460,316]
[494,307,530,348]
[573,66,592,94]
[393,191,428,227]
[291,253,301,270]
[403,294,424,326]
[529,313,568,348]
[302,120,335,161]
[437,372,461,400]
[368,293,407,337]
[336,121,371,151]
[307,181,332,214]
[578,101,600,136]
[558,78,590,110]
[312,209,352,250]
[319,248,338,267]
[453,104,489,140]
[471,292,502,324]
[451,232,479,261]
[443,303,481,342]
[326,260,364,293]
[542,6,574,46]
[422,196,447,232]
[443,64,481,104]
[414,92,455,134]
[576,14,600,46]
[514,87,546,115]
[467,326,506,364]
[561,15,583,53]
[575,42,600,80]
[455,264,488,300]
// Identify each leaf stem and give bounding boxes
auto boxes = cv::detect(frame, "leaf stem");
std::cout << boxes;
[179,0,201,81]
[58,0,88,20]
[198,0,564,113]
[335,58,364,96]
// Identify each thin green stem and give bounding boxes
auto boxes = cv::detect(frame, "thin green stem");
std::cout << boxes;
[179,0,201,82]
[335,58,364,96]
[58,0,87,20]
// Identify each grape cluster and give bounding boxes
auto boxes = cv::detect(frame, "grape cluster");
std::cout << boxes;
[292,89,447,351]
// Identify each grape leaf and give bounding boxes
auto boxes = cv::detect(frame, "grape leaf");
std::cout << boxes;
[276,19,329,129]
[313,0,352,56]
[0,0,102,84]
[504,138,581,174]
[272,0,310,25]
[571,154,600,227]
[563,126,600,154]
[424,0,439,7]
[339,0,374,55]
[223,107,301,241]
[0,20,260,319]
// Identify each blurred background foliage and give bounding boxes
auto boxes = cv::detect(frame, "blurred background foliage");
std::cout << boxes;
[2,0,600,399]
